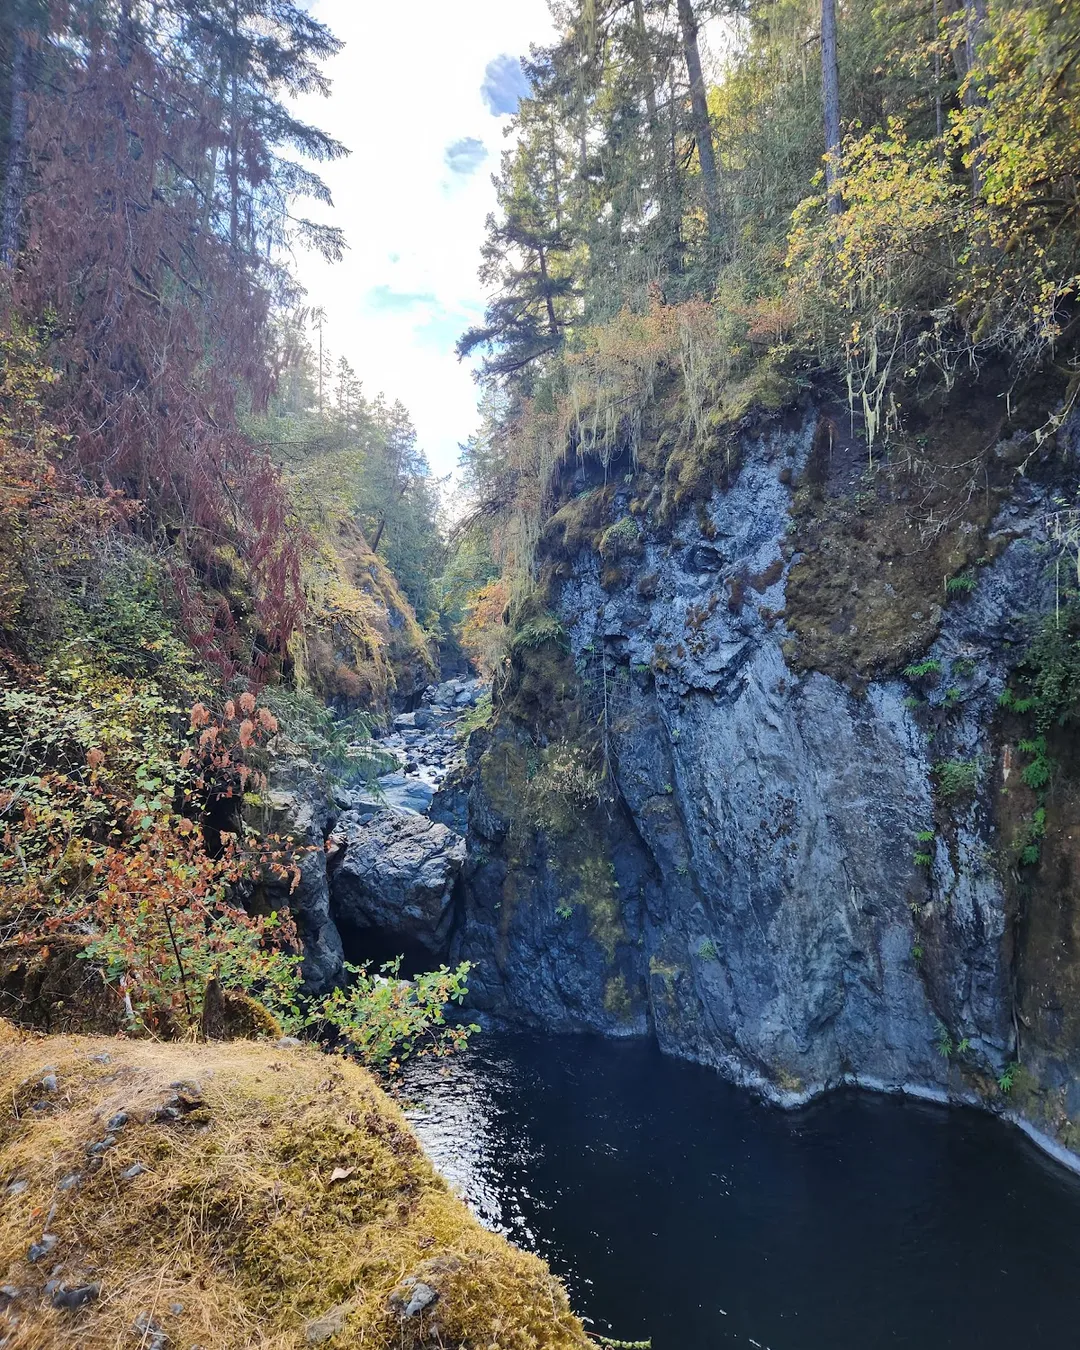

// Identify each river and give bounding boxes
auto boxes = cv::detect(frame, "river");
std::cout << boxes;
[401,1032,1080,1350]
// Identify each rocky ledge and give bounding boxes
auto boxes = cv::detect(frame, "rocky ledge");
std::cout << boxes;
[0,1021,588,1348]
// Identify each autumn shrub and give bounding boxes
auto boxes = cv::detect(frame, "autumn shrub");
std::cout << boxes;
[786,122,969,449]
[0,675,308,1036]
[564,292,728,462]
[459,578,511,676]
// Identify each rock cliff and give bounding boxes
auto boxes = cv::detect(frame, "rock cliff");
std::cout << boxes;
[446,387,1080,1164]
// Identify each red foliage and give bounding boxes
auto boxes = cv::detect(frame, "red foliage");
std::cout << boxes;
[8,10,305,674]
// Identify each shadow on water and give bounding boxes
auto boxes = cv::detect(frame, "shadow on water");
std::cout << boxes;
[400,1032,1080,1350]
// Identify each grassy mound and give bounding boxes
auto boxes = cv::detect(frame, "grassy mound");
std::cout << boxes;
[0,1024,589,1349]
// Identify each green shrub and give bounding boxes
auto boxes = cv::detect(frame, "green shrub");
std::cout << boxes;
[510,612,569,654]
[904,658,942,680]
[311,959,478,1071]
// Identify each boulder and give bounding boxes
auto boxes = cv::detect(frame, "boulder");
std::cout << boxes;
[432,680,460,706]
[331,810,466,953]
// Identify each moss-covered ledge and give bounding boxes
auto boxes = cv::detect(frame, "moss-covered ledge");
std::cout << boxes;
[0,1022,590,1349]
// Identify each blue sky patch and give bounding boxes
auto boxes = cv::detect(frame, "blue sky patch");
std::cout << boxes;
[445,137,489,175]
[366,284,437,313]
[481,54,529,115]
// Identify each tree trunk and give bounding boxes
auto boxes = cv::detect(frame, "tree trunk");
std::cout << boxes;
[821,0,842,216]
[962,0,988,196]
[228,0,240,251]
[675,0,720,240]
[632,0,666,192]
[932,0,944,147]
[0,26,31,269]
[537,245,559,338]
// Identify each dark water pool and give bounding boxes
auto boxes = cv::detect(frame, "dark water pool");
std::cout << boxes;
[400,1033,1080,1350]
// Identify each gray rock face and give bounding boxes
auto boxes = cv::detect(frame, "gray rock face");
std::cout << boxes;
[259,762,344,994]
[453,414,1069,1116]
[331,809,466,953]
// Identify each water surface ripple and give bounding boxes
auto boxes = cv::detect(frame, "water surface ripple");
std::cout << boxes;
[402,1033,1080,1350]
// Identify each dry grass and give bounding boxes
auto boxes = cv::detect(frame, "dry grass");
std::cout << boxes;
[0,1023,590,1349]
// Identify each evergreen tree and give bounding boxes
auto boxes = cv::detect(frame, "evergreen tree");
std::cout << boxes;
[457,94,580,381]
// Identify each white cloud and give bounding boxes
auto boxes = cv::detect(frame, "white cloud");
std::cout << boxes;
[290,1,555,478]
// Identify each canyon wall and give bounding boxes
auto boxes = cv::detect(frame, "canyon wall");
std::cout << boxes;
[444,393,1080,1160]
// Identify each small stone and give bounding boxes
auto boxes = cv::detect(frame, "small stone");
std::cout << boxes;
[133,1311,169,1349]
[403,1283,438,1317]
[57,1173,81,1191]
[152,1105,181,1122]
[28,1234,58,1263]
[305,1303,350,1344]
[0,1286,20,1301]
[89,1052,111,1064]
[275,1037,302,1049]
[41,1073,58,1093]
[169,1302,184,1315]
[86,1134,117,1155]
[7,1179,29,1196]
[51,1282,100,1310]
[120,1163,146,1181]
[107,1112,129,1130]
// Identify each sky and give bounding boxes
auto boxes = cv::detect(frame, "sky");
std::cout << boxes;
[290,1,556,480]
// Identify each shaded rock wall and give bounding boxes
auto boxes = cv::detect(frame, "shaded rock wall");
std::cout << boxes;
[449,402,1080,1155]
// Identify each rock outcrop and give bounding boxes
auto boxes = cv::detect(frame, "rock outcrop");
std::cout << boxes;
[0,1022,589,1348]
[257,759,344,994]
[449,393,1080,1160]
[261,681,486,987]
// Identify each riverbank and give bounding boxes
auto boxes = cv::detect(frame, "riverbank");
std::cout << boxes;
[0,1021,589,1349]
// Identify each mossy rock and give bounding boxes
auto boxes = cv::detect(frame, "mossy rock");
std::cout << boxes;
[0,1026,590,1349]
[199,978,283,1041]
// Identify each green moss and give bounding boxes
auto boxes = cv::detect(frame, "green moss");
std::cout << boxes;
[648,955,681,1004]
[598,515,643,562]
[455,689,493,740]
[659,432,737,521]
[540,487,613,561]
[0,1028,590,1349]
[603,974,633,1023]
[565,852,624,962]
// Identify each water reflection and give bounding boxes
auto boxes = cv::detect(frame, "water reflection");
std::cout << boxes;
[401,1033,1080,1350]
